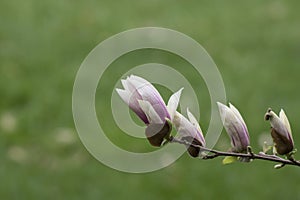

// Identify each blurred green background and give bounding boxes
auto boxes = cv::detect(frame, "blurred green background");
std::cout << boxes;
[1,0,300,199]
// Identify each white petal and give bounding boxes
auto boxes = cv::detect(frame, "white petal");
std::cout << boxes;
[218,102,240,133]
[128,76,165,105]
[187,108,202,133]
[279,109,292,136]
[167,88,183,120]
[128,75,158,97]
[128,78,148,91]
[172,112,182,129]
[138,100,163,124]
[116,89,130,105]
[121,78,131,92]
[217,102,231,124]
[269,111,281,128]
[173,112,193,137]
[173,111,205,145]
[129,75,149,85]
[269,110,289,139]
[229,103,244,124]
[229,103,249,134]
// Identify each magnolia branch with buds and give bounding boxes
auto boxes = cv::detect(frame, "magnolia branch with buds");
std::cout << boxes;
[116,75,299,169]
[169,137,300,168]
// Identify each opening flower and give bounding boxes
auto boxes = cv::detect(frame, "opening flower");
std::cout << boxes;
[173,109,205,157]
[116,75,183,147]
[265,108,294,155]
[217,102,250,153]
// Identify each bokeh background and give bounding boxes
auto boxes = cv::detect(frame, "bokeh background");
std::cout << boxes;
[1,0,300,199]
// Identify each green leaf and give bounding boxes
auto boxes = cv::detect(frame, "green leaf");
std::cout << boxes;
[222,156,237,165]
[262,141,272,153]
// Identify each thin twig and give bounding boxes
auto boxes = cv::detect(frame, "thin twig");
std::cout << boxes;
[169,137,300,167]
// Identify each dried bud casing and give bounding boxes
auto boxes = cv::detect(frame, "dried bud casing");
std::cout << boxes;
[181,136,202,157]
[271,128,293,155]
[145,120,172,147]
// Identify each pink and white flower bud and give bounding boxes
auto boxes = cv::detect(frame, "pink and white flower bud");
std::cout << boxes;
[265,108,294,155]
[173,109,205,157]
[116,75,170,124]
[116,75,183,146]
[217,102,250,153]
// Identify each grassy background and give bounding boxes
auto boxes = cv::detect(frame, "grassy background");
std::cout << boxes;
[1,0,300,199]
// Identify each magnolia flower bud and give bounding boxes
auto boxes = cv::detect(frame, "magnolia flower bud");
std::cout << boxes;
[117,75,183,146]
[217,102,250,153]
[116,75,170,124]
[265,108,294,155]
[173,109,205,157]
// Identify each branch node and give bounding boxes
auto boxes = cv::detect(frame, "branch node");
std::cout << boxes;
[247,146,254,157]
